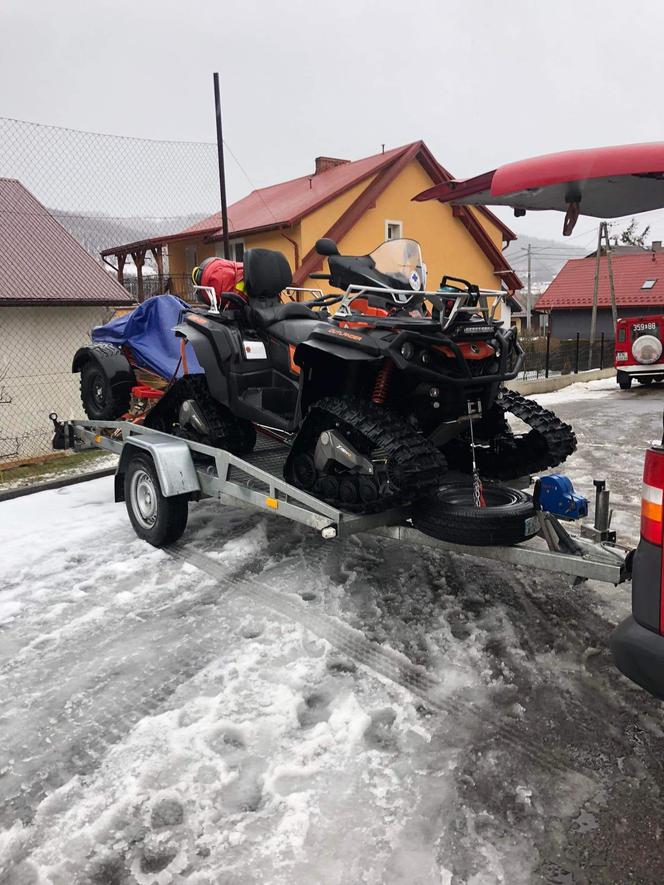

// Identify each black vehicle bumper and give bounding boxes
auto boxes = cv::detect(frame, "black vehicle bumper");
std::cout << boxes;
[610,615,664,700]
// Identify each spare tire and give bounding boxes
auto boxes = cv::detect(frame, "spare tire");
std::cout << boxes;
[632,334,662,365]
[412,481,538,547]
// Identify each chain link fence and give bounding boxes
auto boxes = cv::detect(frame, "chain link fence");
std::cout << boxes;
[0,116,618,473]
[0,117,222,469]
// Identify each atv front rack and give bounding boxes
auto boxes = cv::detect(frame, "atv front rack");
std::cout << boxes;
[55,418,631,586]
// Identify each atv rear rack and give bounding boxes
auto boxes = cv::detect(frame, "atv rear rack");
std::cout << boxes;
[55,418,631,586]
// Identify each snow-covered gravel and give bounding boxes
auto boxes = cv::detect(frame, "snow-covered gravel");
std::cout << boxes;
[2,378,664,884]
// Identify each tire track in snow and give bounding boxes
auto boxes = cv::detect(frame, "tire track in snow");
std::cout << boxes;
[166,542,597,778]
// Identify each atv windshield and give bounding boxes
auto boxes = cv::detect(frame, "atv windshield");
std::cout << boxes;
[369,239,427,292]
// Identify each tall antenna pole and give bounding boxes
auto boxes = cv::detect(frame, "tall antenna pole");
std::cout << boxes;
[213,72,231,260]
[526,243,532,332]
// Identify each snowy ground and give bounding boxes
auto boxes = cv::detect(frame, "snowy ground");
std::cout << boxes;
[2,378,664,884]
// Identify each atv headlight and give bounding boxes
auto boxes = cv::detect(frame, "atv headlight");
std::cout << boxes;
[420,350,431,365]
[400,342,415,360]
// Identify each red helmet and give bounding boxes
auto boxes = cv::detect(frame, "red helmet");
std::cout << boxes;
[192,257,246,309]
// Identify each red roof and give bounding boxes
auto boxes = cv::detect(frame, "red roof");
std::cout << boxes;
[182,145,409,238]
[101,141,520,290]
[179,141,517,246]
[536,251,664,310]
[0,179,133,306]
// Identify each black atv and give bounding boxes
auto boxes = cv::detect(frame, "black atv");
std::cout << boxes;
[74,238,576,515]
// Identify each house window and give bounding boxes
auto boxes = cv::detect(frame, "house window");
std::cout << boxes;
[385,220,403,241]
[642,279,657,289]
[215,240,245,262]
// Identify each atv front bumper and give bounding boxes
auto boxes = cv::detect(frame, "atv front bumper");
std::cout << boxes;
[610,615,664,700]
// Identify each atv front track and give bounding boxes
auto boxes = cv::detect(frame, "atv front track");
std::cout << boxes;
[442,388,577,481]
[285,396,448,513]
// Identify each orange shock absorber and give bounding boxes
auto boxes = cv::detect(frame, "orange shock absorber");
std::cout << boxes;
[372,359,394,405]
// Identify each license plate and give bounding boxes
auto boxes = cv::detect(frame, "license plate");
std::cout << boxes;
[524,516,539,536]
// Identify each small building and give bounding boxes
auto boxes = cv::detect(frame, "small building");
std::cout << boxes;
[535,245,664,338]
[0,178,133,462]
[101,141,521,310]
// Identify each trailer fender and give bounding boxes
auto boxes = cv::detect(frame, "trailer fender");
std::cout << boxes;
[114,434,200,503]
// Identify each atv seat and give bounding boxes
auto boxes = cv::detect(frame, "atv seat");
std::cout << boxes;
[250,300,316,327]
[243,247,315,327]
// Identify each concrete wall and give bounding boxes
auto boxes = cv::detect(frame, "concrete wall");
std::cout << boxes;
[506,366,616,395]
[547,306,664,338]
[0,305,113,462]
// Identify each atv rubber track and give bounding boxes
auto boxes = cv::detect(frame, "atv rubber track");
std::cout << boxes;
[443,388,577,481]
[145,375,256,455]
[286,396,448,513]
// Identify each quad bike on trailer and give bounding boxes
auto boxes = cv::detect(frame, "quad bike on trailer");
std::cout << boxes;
[73,238,576,535]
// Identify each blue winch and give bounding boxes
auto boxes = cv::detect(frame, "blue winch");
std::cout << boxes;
[534,474,589,520]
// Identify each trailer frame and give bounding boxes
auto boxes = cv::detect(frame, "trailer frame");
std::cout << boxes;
[56,418,631,586]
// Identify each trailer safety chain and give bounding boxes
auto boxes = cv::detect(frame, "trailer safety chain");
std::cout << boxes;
[467,402,486,508]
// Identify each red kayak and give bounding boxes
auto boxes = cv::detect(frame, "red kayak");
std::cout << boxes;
[413,143,664,234]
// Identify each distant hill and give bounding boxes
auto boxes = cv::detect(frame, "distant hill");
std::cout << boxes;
[504,235,587,286]
[49,209,211,266]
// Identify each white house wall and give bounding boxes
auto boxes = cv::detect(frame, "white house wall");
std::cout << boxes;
[0,305,114,462]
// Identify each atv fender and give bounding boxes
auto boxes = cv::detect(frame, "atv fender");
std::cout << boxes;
[295,338,383,366]
[173,322,230,405]
[72,343,135,397]
[295,339,383,412]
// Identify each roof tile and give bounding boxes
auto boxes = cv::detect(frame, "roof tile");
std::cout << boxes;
[0,178,133,305]
[535,252,664,310]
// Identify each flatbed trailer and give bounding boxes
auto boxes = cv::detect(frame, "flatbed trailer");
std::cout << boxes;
[53,417,631,587]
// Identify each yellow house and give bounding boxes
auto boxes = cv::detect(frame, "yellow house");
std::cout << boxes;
[102,141,522,307]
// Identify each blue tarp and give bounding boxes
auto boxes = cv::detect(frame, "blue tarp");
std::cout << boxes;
[92,294,202,379]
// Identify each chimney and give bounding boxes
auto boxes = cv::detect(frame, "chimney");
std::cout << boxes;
[314,156,350,175]
[652,241,662,252]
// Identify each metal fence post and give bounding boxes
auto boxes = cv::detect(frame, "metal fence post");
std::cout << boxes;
[599,332,605,371]
[574,332,580,374]
[545,331,551,379]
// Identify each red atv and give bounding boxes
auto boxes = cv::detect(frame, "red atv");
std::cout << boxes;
[615,315,664,389]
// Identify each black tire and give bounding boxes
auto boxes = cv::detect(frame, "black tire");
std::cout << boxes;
[80,360,130,420]
[638,377,653,386]
[412,481,538,546]
[617,373,632,390]
[124,453,188,546]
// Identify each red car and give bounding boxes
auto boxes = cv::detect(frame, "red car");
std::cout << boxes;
[615,315,664,389]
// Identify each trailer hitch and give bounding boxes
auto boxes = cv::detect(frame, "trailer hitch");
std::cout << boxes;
[50,413,75,450]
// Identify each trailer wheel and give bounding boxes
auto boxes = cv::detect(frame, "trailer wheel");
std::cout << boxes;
[412,482,538,547]
[124,453,188,546]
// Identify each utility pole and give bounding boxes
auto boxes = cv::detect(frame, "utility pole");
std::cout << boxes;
[588,222,618,369]
[526,243,532,332]
[588,224,602,369]
[213,72,231,261]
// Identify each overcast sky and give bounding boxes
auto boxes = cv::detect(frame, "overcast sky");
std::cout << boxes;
[2,0,663,263]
